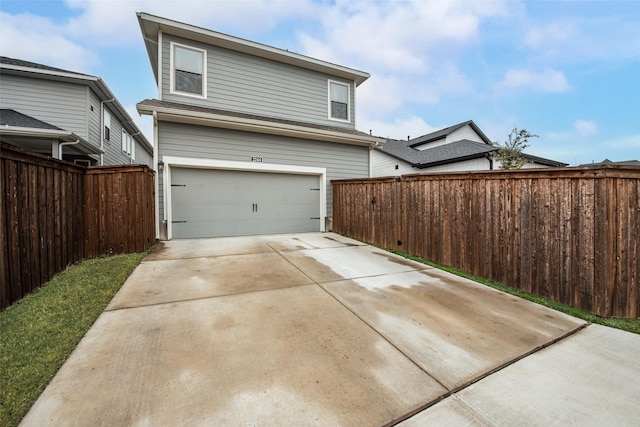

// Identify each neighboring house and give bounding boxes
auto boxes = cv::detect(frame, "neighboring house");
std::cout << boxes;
[371,120,567,177]
[136,12,381,240]
[579,159,640,167]
[0,57,152,166]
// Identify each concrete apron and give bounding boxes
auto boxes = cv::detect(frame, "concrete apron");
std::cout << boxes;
[19,233,635,426]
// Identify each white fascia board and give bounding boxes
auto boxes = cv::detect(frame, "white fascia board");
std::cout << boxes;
[137,104,381,147]
[162,155,327,240]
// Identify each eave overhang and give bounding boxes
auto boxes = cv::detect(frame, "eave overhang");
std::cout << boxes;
[0,126,103,155]
[137,12,370,86]
[0,62,153,154]
[137,102,381,148]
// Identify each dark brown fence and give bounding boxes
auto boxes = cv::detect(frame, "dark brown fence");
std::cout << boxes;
[333,166,640,318]
[1,144,155,310]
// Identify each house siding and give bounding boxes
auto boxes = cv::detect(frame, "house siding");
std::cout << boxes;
[0,74,89,139]
[447,125,486,144]
[156,121,369,222]
[419,157,493,173]
[160,34,356,129]
[415,124,487,151]
[134,141,153,166]
[370,150,416,177]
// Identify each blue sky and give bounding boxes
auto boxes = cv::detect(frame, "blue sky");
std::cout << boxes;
[1,0,638,165]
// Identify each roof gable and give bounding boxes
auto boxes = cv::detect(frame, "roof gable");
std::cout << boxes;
[1,56,152,153]
[408,120,493,148]
[137,12,370,86]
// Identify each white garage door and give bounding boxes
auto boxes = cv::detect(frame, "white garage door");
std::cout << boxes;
[170,168,321,238]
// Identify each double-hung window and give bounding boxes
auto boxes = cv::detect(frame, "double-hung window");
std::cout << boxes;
[122,129,131,155]
[171,42,206,98]
[121,129,136,160]
[328,80,350,122]
[103,109,111,142]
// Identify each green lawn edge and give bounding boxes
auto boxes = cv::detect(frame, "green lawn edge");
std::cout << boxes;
[0,251,148,427]
[386,248,639,335]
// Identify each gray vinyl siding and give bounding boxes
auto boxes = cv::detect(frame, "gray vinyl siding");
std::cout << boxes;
[88,91,102,146]
[370,150,416,177]
[0,74,89,139]
[448,126,486,144]
[160,34,356,129]
[134,140,153,166]
[101,106,128,165]
[156,121,369,222]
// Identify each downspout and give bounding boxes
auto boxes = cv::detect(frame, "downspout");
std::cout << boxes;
[58,139,80,160]
[153,111,160,240]
[100,98,116,166]
[485,153,494,170]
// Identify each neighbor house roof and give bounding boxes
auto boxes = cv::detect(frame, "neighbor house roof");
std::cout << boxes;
[579,159,640,167]
[377,133,568,169]
[0,109,103,156]
[137,99,382,147]
[137,12,371,86]
[408,120,493,148]
[378,138,496,168]
[0,56,152,154]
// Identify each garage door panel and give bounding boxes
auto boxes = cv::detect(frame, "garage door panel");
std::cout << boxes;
[171,168,321,238]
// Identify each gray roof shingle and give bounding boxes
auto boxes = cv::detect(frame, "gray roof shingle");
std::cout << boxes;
[377,138,496,168]
[408,120,493,148]
[0,109,64,130]
[0,56,94,77]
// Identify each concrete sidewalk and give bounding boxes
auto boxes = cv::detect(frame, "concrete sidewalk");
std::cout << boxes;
[20,233,640,426]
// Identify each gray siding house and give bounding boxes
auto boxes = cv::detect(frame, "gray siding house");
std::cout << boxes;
[371,120,567,177]
[0,57,152,166]
[136,13,381,239]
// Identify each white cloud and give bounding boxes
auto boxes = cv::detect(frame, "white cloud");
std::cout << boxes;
[0,12,98,72]
[522,16,640,63]
[605,134,640,150]
[547,119,598,141]
[573,120,597,138]
[298,0,507,74]
[360,115,436,141]
[63,0,316,45]
[496,68,570,93]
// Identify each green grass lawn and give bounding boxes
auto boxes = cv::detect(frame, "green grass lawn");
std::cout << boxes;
[389,249,640,335]
[0,252,147,427]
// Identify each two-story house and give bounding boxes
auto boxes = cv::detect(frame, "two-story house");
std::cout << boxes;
[0,57,152,166]
[136,13,381,239]
[371,120,567,177]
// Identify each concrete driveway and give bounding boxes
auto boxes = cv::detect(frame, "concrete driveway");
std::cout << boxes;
[20,233,640,426]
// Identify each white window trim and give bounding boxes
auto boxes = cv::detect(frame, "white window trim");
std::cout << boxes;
[103,109,112,142]
[122,129,129,154]
[327,80,351,123]
[169,41,207,99]
[162,156,327,240]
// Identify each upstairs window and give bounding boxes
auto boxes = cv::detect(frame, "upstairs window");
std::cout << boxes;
[122,129,131,155]
[103,109,111,141]
[171,42,206,98]
[121,129,136,160]
[329,81,350,122]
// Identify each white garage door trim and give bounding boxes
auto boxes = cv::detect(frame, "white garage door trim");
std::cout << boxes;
[162,155,327,240]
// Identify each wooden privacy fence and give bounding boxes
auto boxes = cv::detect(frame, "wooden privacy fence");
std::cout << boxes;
[1,144,155,310]
[332,166,640,318]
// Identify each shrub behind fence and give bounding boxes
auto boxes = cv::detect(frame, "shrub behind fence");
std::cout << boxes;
[332,166,639,318]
